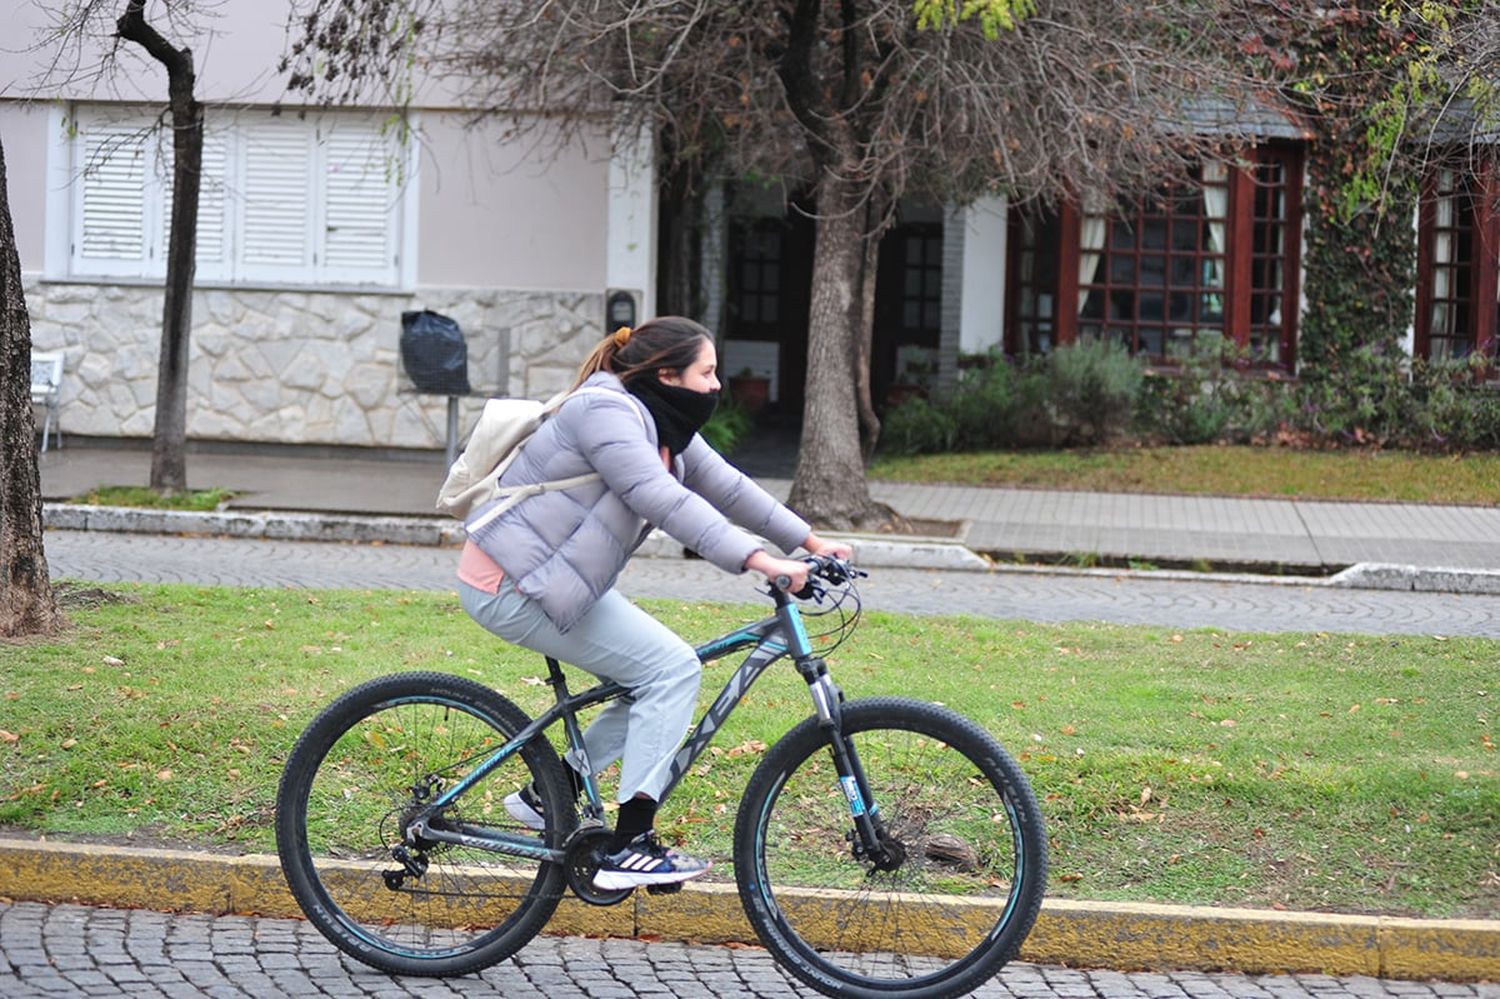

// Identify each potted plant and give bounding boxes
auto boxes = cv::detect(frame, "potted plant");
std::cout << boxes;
[885,346,938,407]
[728,366,771,414]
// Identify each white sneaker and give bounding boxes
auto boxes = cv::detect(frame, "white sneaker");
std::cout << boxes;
[503,783,546,831]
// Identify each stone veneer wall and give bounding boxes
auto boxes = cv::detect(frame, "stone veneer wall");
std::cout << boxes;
[23,279,605,449]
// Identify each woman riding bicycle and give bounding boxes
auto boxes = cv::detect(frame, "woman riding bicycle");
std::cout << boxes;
[456,316,850,890]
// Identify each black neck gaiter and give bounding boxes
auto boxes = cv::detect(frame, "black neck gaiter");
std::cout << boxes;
[626,377,720,457]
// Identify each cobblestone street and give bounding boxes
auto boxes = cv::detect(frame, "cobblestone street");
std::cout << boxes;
[2,902,1495,999]
[42,528,1500,637]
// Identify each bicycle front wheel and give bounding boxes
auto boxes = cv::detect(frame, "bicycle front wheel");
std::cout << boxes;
[275,671,573,976]
[734,697,1047,999]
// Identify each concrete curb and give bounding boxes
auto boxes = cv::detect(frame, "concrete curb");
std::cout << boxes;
[1328,562,1500,596]
[42,502,1500,595]
[0,839,1495,980]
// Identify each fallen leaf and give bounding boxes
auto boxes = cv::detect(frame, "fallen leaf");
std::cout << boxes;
[0,730,18,744]
[1219,719,1237,728]
[155,769,173,781]
[1169,634,1184,643]
[726,739,768,758]
[1140,786,1153,804]
[1058,873,1083,882]
[1060,724,1077,736]
[1348,703,1361,714]
[102,656,125,667]
[60,739,77,750]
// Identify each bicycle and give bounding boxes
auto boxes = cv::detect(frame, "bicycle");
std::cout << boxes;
[275,557,1047,999]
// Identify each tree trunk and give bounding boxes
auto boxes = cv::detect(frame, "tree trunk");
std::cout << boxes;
[853,194,886,462]
[0,135,62,637]
[787,172,886,530]
[119,0,200,496]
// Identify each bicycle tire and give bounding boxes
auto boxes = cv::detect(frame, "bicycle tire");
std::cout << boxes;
[734,697,1047,999]
[275,671,574,976]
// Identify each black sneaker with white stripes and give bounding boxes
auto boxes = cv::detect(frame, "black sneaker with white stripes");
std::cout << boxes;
[592,832,711,890]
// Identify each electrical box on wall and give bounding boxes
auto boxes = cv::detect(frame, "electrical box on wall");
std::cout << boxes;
[606,289,639,332]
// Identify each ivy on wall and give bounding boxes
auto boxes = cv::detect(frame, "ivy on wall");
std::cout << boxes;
[1275,3,1419,386]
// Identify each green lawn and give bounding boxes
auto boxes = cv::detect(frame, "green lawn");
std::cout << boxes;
[2,581,1495,918]
[869,445,1500,505]
[68,486,237,511]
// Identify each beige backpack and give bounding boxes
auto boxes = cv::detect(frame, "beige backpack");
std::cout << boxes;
[436,387,644,525]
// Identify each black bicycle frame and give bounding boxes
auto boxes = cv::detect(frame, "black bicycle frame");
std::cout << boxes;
[410,587,872,863]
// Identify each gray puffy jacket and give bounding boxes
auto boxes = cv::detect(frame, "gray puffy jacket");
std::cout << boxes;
[465,372,810,631]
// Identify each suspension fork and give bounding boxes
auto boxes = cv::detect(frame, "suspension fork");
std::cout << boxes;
[777,583,890,865]
[797,656,890,863]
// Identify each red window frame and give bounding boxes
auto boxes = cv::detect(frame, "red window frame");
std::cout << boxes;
[1416,162,1500,362]
[1006,145,1303,370]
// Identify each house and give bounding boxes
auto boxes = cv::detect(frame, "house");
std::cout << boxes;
[5,2,1493,453]
[2,1,655,450]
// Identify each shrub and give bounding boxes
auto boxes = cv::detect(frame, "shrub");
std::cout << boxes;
[1044,338,1144,445]
[701,398,753,453]
[1402,356,1500,451]
[1136,347,1298,445]
[879,395,958,455]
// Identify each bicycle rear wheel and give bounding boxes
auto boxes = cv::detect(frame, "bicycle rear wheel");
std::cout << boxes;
[275,671,572,976]
[734,697,1046,999]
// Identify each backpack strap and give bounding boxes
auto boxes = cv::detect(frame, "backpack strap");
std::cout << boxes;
[464,385,649,534]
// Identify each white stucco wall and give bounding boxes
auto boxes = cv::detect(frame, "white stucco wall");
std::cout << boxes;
[1,103,52,271]
[959,196,1007,355]
[416,115,609,292]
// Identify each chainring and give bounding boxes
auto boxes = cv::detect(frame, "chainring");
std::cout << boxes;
[564,826,634,906]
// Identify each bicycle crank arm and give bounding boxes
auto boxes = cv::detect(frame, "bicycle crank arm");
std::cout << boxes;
[406,817,565,863]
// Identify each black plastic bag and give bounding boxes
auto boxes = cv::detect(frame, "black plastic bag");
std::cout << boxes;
[400,310,472,395]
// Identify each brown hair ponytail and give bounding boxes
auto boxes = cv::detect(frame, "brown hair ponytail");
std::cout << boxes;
[571,316,712,390]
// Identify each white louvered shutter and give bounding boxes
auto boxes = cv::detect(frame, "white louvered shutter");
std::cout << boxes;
[74,126,151,276]
[320,122,399,284]
[239,121,315,279]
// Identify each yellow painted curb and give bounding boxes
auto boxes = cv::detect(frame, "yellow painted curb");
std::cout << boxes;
[0,839,1495,981]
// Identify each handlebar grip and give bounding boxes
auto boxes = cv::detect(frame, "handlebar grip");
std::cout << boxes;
[773,573,817,600]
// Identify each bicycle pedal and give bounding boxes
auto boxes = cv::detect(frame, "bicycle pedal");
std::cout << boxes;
[645,882,683,896]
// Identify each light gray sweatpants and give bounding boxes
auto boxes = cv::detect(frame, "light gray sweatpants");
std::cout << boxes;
[459,578,702,803]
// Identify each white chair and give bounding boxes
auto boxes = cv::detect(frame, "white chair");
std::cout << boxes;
[30,350,64,452]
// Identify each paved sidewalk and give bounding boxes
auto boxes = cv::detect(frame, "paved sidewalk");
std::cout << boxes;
[37,443,1500,575]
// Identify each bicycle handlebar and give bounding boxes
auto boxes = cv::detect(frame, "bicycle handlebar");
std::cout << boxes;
[773,555,864,600]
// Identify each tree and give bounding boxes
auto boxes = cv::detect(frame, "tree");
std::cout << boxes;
[36,0,208,494]
[286,0,1258,528]
[0,134,62,637]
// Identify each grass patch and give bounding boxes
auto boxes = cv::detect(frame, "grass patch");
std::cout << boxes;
[869,445,1500,505]
[69,485,237,511]
[2,582,1495,918]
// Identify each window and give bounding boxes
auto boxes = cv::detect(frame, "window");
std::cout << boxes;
[1077,164,1229,358]
[1248,150,1300,365]
[1416,165,1498,362]
[1008,146,1303,369]
[66,106,409,287]
[734,224,783,324]
[898,227,944,334]
[1008,207,1060,355]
